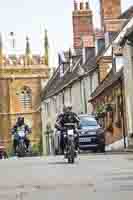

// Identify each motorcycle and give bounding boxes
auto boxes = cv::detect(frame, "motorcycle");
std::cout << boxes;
[16,131,27,157]
[64,125,77,164]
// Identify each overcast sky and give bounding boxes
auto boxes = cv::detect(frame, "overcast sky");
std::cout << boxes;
[0,0,132,66]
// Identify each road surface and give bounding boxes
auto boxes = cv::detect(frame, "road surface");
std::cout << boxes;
[0,153,133,199]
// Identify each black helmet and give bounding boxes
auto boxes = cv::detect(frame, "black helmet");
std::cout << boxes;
[17,117,24,126]
[63,103,72,113]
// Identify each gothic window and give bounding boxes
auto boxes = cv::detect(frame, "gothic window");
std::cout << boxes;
[19,86,32,109]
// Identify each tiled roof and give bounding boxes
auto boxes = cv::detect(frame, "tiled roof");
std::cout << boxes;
[42,53,97,100]
[42,6,132,102]
[119,6,133,19]
[89,69,123,101]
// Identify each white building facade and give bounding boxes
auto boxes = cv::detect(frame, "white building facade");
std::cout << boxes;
[41,56,98,155]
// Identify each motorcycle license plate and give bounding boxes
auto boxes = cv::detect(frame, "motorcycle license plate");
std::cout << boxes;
[18,131,25,137]
[67,130,74,136]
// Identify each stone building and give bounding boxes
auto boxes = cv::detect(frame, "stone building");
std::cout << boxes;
[41,50,98,154]
[0,32,50,150]
[41,0,133,153]
[89,6,133,150]
[41,1,100,154]
[117,16,133,148]
[89,68,127,151]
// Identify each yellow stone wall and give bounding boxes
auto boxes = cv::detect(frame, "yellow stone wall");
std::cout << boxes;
[0,64,49,150]
[0,79,10,145]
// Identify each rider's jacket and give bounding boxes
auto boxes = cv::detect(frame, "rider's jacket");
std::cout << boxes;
[11,124,31,139]
[55,111,80,131]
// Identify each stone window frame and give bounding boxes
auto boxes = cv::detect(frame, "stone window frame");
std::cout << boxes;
[19,86,32,110]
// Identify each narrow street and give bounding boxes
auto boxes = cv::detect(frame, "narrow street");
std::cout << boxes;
[0,154,133,199]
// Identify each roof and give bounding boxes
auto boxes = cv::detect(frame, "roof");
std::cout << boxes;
[89,69,123,101]
[42,52,97,100]
[1,54,45,65]
[89,7,133,101]
[42,6,132,102]
[119,6,133,19]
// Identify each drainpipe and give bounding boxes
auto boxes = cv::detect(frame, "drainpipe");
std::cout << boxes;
[83,78,87,113]
[80,79,84,113]
[121,80,127,149]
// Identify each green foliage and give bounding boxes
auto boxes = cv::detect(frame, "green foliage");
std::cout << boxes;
[32,143,40,156]
[45,122,53,135]
[96,105,106,114]
[95,105,106,119]
[31,135,43,156]
[6,142,14,157]
[38,135,43,155]
[106,104,113,112]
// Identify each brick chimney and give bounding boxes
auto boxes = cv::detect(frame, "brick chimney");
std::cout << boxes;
[100,0,122,32]
[72,0,94,52]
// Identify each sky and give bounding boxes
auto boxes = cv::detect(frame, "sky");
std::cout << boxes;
[0,0,132,66]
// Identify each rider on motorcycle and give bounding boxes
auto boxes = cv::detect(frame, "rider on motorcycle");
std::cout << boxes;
[11,117,31,153]
[55,104,80,154]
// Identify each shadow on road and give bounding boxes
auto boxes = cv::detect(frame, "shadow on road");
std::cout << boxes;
[48,161,78,165]
[48,161,69,165]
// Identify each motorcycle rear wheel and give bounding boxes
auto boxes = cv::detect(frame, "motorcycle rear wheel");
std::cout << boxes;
[16,144,27,157]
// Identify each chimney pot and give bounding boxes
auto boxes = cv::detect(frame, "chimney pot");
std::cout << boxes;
[80,2,83,10]
[85,2,89,10]
[74,1,78,10]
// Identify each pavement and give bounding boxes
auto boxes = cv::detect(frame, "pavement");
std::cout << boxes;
[1,153,133,199]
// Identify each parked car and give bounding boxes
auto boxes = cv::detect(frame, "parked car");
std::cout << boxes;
[78,114,105,153]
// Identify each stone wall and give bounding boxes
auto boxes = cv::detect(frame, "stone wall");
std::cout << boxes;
[0,75,48,150]
[123,43,133,147]
[0,79,11,147]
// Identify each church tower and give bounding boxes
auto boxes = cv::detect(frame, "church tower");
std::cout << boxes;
[100,0,122,32]
[72,0,94,52]
[0,33,50,150]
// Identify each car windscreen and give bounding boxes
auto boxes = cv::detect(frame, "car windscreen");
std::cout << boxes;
[79,117,98,128]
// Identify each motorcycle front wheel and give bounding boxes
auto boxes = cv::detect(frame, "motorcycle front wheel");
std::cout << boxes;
[68,157,74,163]
[67,143,75,164]
[17,143,27,157]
